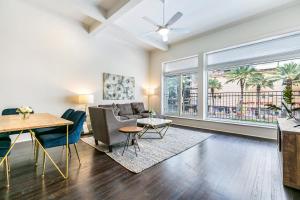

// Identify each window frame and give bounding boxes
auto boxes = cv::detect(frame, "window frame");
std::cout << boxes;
[161,55,199,117]
[203,37,300,125]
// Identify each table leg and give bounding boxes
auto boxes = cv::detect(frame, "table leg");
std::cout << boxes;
[0,131,22,187]
[30,127,69,179]
[66,125,69,179]
[138,125,149,138]
[133,136,138,157]
[122,134,130,156]
[0,131,22,166]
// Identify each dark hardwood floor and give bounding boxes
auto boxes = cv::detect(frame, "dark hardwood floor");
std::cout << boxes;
[1,130,300,200]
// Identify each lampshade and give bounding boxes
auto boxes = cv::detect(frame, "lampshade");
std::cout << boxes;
[146,88,155,96]
[78,94,94,104]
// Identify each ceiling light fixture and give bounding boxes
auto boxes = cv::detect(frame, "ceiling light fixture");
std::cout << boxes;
[142,0,190,43]
[158,28,170,36]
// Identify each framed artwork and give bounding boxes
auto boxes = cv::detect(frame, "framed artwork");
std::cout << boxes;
[103,73,135,100]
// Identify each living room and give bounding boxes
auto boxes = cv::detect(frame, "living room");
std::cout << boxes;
[1,0,300,199]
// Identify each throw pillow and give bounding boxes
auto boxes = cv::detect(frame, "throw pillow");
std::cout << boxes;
[132,103,145,114]
[112,103,120,116]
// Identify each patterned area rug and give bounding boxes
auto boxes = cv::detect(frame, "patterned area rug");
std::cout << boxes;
[81,127,212,173]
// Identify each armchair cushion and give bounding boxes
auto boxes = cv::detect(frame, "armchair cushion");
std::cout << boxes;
[115,116,129,121]
[117,103,133,115]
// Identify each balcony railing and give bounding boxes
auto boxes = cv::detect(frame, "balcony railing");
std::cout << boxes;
[164,90,300,124]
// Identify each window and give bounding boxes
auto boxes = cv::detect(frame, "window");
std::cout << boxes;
[163,56,199,117]
[205,32,300,125]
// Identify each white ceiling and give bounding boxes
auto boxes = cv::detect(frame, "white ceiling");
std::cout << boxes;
[115,0,297,45]
[20,0,298,51]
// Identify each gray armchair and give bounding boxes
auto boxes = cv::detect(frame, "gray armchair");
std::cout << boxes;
[89,107,137,152]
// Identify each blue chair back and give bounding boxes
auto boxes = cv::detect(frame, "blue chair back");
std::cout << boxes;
[61,109,75,119]
[2,108,34,115]
[2,108,18,115]
[68,111,86,143]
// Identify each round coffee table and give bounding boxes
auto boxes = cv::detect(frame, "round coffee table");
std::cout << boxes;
[119,126,143,157]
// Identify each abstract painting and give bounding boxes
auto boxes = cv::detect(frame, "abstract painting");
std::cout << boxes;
[103,73,135,100]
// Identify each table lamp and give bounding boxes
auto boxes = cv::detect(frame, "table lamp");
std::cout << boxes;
[78,94,94,134]
[78,94,94,113]
[146,87,155,110]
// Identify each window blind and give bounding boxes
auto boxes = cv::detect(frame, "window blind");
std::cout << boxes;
[206,32,300,70]
[163,56,199,74]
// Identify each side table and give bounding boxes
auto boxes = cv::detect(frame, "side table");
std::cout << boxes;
[119,126,143,157]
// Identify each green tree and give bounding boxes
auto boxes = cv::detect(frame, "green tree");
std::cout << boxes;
[225,66,257,115]
[208,79,222,115]
[246,73,275,119]
[273,62,300,88]
[267,62,300,116]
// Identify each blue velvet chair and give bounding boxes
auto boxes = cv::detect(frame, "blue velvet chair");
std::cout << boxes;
[34,109,75,162]
[35,109,75,136]
[0,136,11,187]
[35,111,86,175]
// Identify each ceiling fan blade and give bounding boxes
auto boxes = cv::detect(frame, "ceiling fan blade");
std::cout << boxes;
[142,16,159,27]
[170,28,190,34]
[165,12,183,27]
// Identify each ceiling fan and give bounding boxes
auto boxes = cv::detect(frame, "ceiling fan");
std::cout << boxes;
[142,0,190,42]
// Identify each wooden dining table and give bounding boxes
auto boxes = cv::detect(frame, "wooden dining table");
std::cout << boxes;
[0,113,73,184]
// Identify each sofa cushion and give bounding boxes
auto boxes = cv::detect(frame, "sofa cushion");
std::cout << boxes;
[140,113,150,118]
[123,115,143,119]
[117,103,133,115]
[131,102,146,114]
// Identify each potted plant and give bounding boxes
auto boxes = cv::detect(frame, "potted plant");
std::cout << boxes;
[17,106,33,119]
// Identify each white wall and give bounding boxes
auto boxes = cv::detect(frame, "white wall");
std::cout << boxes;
[0,0,149,115]
[149,3,300,139]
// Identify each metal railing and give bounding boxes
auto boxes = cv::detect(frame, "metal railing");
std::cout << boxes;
[164,87,198,116]
[207,91,300,124]
[164,90,300,124]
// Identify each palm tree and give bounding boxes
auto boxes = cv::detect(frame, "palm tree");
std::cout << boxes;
[246,73,275,119]
[273,62,300,88]
[225,66,257,115]
[208,79,222,115]
[269,62,300,113]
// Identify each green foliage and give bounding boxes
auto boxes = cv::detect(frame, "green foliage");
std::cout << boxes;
[208,79,222,91]
[246,73,275,91]
[283,85,293,105]
[266,104,281,111]
[272,62,300,85]
[225,66,257,85]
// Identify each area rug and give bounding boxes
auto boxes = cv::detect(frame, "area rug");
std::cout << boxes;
[81,127,212,173]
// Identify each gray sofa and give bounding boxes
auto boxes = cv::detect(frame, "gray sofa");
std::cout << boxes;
[98,102,150,120]
[89,107,137,152]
